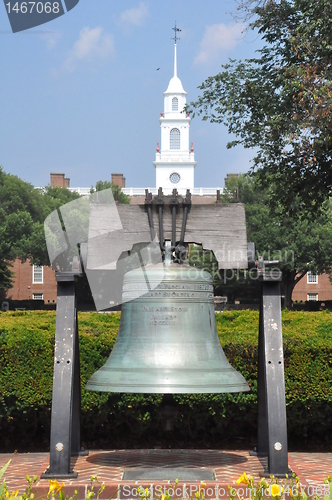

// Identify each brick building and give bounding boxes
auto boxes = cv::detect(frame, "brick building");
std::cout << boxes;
[292,271,332,302]
[3,172,69,305]
[5,260,57,303]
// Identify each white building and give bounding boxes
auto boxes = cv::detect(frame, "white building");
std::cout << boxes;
[153,41,196,195]
[121,33,223,198]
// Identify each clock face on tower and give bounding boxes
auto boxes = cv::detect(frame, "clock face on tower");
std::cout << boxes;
[169,172,181,184]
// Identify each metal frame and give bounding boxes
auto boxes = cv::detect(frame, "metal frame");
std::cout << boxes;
[43,198,291,478]
[41,273,84,478]
[253,269,291,476]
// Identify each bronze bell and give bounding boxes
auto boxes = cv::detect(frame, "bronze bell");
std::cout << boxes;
[86,263,249,394]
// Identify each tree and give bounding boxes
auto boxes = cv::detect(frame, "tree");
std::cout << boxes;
[188,0,332,212]
[0,167,80,290]
[189,174,332,308]
[229,175,332,308]
[44,185,81,208]
[90,180,130,204]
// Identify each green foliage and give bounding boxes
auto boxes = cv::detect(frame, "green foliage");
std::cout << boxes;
[189,0,332,211]
[221,174,332,307]
[0,310,332,451]
[0,460,10,498]
[44,186,81,209]
[0,167,81,290]
[91,180,130,204]
[189,173,332,307]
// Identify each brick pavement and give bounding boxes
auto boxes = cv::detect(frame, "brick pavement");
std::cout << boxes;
[0,450,331,500]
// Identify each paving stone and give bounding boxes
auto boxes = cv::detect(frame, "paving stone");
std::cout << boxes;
[0,450,331,499]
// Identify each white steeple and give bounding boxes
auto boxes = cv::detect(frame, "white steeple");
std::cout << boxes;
[164,43,185,94]
[153,24,196,195]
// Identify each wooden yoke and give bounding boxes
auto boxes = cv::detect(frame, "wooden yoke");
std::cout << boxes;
[86,195,248,271]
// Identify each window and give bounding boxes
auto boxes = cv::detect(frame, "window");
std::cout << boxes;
[170,128,180,149]
[172,97,178,111]
[33,265,43,284]
[33,293,43,300]
[307,293,318,301]
[307,272,318,284]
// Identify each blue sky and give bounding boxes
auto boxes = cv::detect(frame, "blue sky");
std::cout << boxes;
[0,1,263,190]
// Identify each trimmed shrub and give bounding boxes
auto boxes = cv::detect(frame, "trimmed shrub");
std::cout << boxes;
[0,310,331,451]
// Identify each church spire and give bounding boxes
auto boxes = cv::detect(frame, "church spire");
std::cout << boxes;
[165,22,185,95]
[172,22,181,78]
[154,22,196,194]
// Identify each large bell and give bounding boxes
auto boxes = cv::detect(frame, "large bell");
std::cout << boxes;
[86,263,249,393]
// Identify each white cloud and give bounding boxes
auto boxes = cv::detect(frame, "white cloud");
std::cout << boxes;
[194,23,245,66]
[41,31,61,49]
[63,26,115,72]
[119,2,148,27]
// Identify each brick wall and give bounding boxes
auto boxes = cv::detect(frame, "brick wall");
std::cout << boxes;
[293,272,332,301]
[111,173,126,188]
[5,259,57,303]
[50,173,70,188]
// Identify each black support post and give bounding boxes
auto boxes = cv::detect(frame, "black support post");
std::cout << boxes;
[256,275,291,477]
[71,306,82,456]
[42,273,81,478]
[256,294,268,456]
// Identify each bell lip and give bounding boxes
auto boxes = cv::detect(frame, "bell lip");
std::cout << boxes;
[85,367,250,394]
[85,382,250,394]
[85,387,250,393]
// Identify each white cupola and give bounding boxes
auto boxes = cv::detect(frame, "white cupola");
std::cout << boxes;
[153,26,196,195]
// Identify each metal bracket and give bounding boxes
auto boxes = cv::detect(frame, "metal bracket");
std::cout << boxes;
[145,189,156,241]
[155,187,165,251]
[145,189,191,263]
[178,189,191,263]
[170,188,179,251]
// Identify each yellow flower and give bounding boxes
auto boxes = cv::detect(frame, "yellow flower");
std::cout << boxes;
[48,480,60,494]
[289,487,294,498]
[236,473,249,485]
[161,494,165,500]
[270,485,283,497]
[48,480,64,495]
[201,482,206,487]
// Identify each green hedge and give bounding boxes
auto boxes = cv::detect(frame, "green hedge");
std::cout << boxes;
[0,310,331,451]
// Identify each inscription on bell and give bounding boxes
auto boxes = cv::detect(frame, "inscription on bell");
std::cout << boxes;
[148,314,176,326]
[157,283,213,291]
[142,306,188,313]
[123,290,214,300]
[123,283,213,292]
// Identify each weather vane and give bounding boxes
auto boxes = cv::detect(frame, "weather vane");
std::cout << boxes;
[172,22,181,44]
